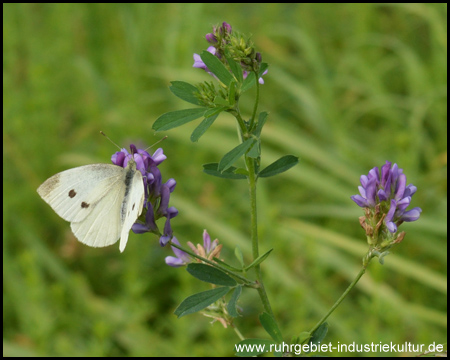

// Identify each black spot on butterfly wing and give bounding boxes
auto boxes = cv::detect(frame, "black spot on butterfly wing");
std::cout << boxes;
[68,188,89,208]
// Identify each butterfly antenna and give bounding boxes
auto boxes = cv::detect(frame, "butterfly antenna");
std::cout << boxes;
[100,131,121,150]
[144,136,168,152]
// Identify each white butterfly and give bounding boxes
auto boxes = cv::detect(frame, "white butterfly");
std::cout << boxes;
[37,158,145,252]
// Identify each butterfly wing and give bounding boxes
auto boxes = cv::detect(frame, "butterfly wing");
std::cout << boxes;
[37,164,125,223]
[119,163,145,252]
[38,163,131,247]
[70,176,127,247]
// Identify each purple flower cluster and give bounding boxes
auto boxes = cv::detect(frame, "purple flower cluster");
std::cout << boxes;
[193,22,268,84]
[351,161,421,233]
[112,145,178,246]
[165,230,222,267]
[204,22,232,44]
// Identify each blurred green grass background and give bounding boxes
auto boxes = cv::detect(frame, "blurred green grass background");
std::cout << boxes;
[3,3,447,357]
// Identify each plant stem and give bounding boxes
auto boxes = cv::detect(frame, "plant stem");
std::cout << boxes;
[169,241,254,285]
[246,155,274,317]
[232,111,248,138]
[248,72,260,131]
[308,264,369,335]
[231,324,245,341]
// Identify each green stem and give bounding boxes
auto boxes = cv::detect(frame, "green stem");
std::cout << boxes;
[233,111,248,138]
[248,72,260,131]
[308,262,370,335]
[169,241,254,285]
[246,156,274,317]
[232,324,245,341]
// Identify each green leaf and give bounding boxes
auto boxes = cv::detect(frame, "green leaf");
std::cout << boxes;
[200,51,233,86]
[246,140,260,159]
[234,246,245,268]
[258,155,299,178]
[244,248,273,271]
[255,111,268,136]
[259,312,283,343]
[246,112,268,159]
[297,331,312,344]
[212,257,243,272]
[310,322,328,346]
[241,71,256,92]
[218,138,256,172]
[274,350,283,357]
[190,114,218,142]
[228,80,236,106]
[259,62,269,78]
[186,263,237,286]
[225,52,243,83]
[204,105,227,118]
[290,335,299,344]
[235,339,275,357]
[213,96,229,106]
[203,163,247,180]
[234,167,249,176]
[227,285,242,318]
[153,108,207,131]
[169,81,202,106]
[174,287,230,318]
[240,64,269,93]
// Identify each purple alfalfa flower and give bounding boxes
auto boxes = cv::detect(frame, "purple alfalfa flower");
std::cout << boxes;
[220,21,232,36]
[165,230,222,268]
[150,148,167,165]
[159,206,179,246]
[351,161,422,235]
[243,69,268,84]
[205,32,218,44]
[112,145,178,247]
[205,22,231,44]
[193,22,268,85]
[200,229,220,255]
[189,229,222,261]
[134,179,178,247]
[132,200,158,234]
[193,46,217,75]
[165,237,191,267]
[155,179,178,246]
